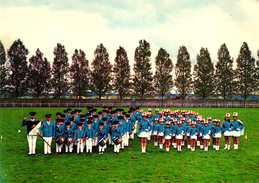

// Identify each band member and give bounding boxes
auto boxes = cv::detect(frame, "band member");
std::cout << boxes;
[64,122,74,153]
[232,113,244,149]
[212,119,222,151]
[185,119,192,149]
[164,121,172,151]
[200,120,212,151]
[124,115,132,147]
[39,114,55,155]
[171,118,177,148]
[85,120,94,153]
[152,118,159,146]
[222,113,233,150]
[97,122,107,154]
[118,116,126,149]
[92,115,99,146]
[175,120,185,152]
[190,121,198,151]
[157,118,165,149]
[198,118,205,149]
[111,121,122,153]
[55,119,65,155]
[21,112,41,156]
[73,122,85,154]
[212,119,217,149]
[138,113,152,153]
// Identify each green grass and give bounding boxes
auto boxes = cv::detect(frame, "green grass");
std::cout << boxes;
[0,107,258,182]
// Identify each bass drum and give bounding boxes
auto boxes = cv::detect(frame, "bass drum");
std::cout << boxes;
[98,137,107,147]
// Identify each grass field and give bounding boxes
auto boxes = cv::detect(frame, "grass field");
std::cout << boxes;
[0,107,258,183]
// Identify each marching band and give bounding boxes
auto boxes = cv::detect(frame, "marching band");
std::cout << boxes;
[21,107,245,156]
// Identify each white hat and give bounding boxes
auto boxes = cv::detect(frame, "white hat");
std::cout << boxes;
[226,113,230,117]
[148,108,151,111]
[192,121,196,125]
[204,120,208,124]
[159,118,164,122]
[233,112,238,117]
[177,120,182,124]
[207,117,211,120]
[187,119,191,123]
[156,108,159,111]
[173,118,177,122]
[155,117,159,121]
[166,121,170,125]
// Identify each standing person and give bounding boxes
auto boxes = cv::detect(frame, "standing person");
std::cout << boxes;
[222,113,233,150]
[55,119,65,155]
[185,119,192,149]
[39,114,55,155]
[164,121,172,151]
[118,116,126,150]
[232,113,244,149]
[175,120,185,152]
[21,112,41,156]
[97,122,107,154]
[85,120,94,154]
[73,123,85,154]
[124,115,132,147]
[111,121,122,153]
[201,120,212,151]
[211,119,217,149]
[190,121,198,151]
[213,119,223,151]
[138,113,152,153]
[152,118,159,146]
[198,118,205,149]
[157,118,165,149]
[64,122,74,153]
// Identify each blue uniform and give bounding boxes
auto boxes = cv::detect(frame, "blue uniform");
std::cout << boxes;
[73,128,86,140]
[164,127,173,138]
[190,126,198,136]
[200,125,212,137]
[39,121,55,137]
[232,119,244,131]
[21,118,40,134]
[111,126,122,139]
[175,126,185,136]
[222,120,233,133]
[138,119,152,135]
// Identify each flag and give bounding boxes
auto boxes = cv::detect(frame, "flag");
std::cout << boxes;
[28,120,42,136]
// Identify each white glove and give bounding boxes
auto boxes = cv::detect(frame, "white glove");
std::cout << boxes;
[237,128,240,131]
[145,129,149,132]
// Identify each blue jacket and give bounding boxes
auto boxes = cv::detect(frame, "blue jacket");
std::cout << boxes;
[63,127,74,139]
[152,122,159,132]
[55,124,65,137]
[85,126,94,139]
[73,128,85,140]
[231,119,244,131]
[124,119,132,132]
[222,120,233,133]
[212,125,223,135]
[111,126,122,139]
[97,127,107,141]
[157,123,166,133]
[164,127,173,138]
[190,126,198,136]
[118,121,126,134]
[175,125,185,136]
[138,119,152,135]
[39,120,55,137]
[21,118,40,134]
[185,125,192,135]
[200,125,212,137]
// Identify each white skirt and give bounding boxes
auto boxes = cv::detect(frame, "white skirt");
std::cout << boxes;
[224,131,232,136]
[190,135,197,140]
[153,131,157,135]
[186,132,190,136]
[232,130,240,137]
[139,131,149,138]
[158,132,164,137]
[215,132,221,138]
[176,134,183,140]
[165,135,171,140]
[203,134,210,139]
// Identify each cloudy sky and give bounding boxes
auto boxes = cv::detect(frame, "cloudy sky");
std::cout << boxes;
[0,0,259,72]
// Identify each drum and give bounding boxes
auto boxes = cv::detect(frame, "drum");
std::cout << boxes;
[56,136,65,145]
[98,137,107,147]
[64,137,73,145]
[113,136,122,145]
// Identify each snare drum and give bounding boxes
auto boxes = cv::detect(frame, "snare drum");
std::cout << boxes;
[56,136,65,145]
[98,137,107,147]
[64,137,73,145]
[113,136,122,145]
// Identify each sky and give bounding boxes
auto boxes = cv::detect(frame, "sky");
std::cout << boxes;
[0,0,259,73]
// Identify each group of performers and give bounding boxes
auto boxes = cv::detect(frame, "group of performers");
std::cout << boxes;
[21,107,244,156]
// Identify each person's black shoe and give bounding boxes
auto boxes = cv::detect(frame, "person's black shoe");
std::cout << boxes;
[27,154,31,156]
[33,154,35,156]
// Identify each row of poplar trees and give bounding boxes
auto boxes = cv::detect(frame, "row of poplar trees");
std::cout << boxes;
[0,39,258,104]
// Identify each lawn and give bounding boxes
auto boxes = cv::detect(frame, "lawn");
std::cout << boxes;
[0,107,258,182]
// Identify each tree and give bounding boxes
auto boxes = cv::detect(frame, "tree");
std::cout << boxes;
[0,40,7,96]
[174,46,192,104]
[51,43,70,99]
[132,39,153,104]
[193,47,214,100]
[90,44,112,99]
[28,48,51,98]
[214,43,234,101]
[113,46,131,101]
[7,39,29,98]
[153,48,173,106]
[70,49,90,99]
[235,42,256,102]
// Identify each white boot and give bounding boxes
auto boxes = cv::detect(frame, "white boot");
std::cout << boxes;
[154,142,158,146]
[187,145,191,149]
[235,144,238,149]
[200,145,204,149]
[224,144,228,149]
[179,146,182,151]
[159,144,163,149]
[208,142,210,146]
[197,141,200,146]
[166,147,169,151]
[227,145,230,150]
[213,145,215,148]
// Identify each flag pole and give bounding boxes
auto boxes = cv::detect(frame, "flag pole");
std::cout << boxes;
[37,133,52,148]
